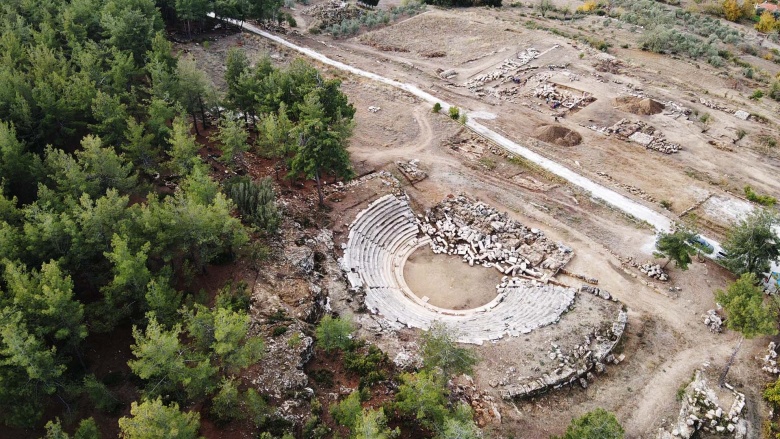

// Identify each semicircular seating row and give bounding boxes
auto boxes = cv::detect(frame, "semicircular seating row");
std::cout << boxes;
[341,194,576,345]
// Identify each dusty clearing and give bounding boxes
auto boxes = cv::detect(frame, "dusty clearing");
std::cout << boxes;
[404,246,500,310]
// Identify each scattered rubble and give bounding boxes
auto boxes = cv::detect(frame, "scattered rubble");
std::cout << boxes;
[251,321,314,399]
[393,347,423,371]
[639,262,669,281]
[302,0,361,29]
[699,96,732,112]
[560,268,598,284]
[396,159,428,184]
[501,309,628,400]
[443,129,488,160]
[703,309,724,333]
[596,172,656,203]
[368,105,381,113]
[585,118,680,154]
[420,195,574,279]
[452,375,502,427]
[532,82,593,111]
[656,370,747,439]
[464,47,547,89]
[581,285,615,301]
[762,342,779,375]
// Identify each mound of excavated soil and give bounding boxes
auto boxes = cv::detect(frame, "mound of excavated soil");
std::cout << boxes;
[615,96,665,115]
[533,125,582,147]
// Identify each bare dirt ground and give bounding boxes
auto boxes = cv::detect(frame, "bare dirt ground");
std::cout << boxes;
[189,5,780,436]
[280,6,780,238]
[404,246,501,309]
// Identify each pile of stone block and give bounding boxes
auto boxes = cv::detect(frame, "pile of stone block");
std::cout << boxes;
[656,370,747,439]
[396,159,427,183]
[464,47,544,90]
[531,83,590,110]
[639,262,669,281]
[302,0,360,28]
[609,119,681,154]
[763,342,779,375]
[420,195,574,278]
[703,309,724,333]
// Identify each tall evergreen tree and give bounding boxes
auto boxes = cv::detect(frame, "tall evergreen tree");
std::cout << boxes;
[289,90,354,205]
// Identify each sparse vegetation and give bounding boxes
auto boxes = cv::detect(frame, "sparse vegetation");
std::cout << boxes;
[553,408,625,439]
[326,2,425,36]
[744,185,777,206]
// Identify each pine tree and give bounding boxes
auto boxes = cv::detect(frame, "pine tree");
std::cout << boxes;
[167,117,200,175]
[393,371,449,430]
[654,228,696,270]
[289,90,354,205]
[315,315,355,353]
[211,112,248,164]
[128,315,217,401]
[420,322,478,379]
[351,408,398,439]
[716,273,778,338]
[119,397,201,439]
[721,209,780,276]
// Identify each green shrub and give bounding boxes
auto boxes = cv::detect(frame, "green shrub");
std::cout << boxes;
[744,185,776,206]
[769,82,780,101]
[272,326,288,337]
[449,106,460,120]
[330,391,362,428]
[285,13,297,27]
[315,315,354,353]
[226,176,280,233]
[344,345,388,387]
[310,369,334,387]
[433,102,442,113]
[750,90,764,100]
[287,332,302,348]
[215,280,251,312]
[302,416,330,438]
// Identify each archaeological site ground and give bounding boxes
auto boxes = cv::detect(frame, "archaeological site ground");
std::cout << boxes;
[4,0,780,438]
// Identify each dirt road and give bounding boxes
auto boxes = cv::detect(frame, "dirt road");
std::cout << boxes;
[226,19,734,256]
